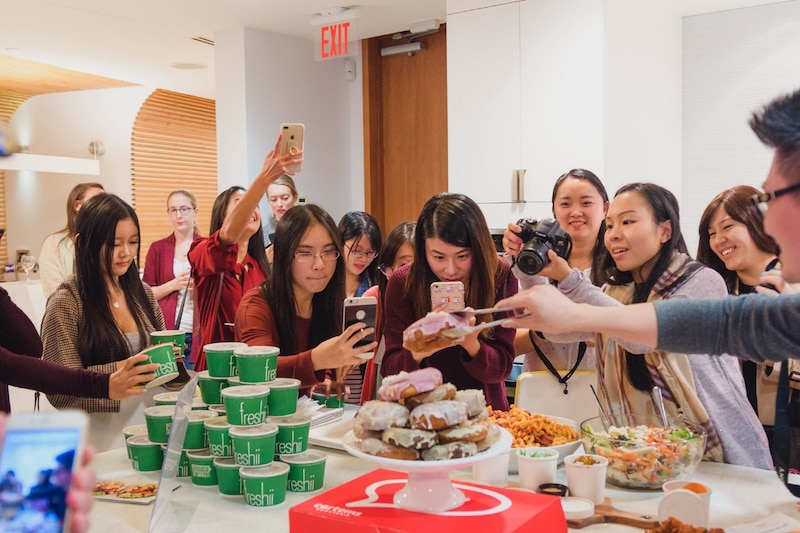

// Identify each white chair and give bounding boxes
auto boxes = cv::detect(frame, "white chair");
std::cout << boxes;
[514,370,599,424]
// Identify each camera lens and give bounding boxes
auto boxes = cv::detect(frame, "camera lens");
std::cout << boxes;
[516,245,549,275]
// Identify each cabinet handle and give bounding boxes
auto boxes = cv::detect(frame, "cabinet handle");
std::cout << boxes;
[512,169,526,202]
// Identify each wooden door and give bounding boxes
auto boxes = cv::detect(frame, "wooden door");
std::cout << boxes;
[363,26,448,235]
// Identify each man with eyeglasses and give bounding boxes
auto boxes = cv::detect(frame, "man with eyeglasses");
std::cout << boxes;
[498,87,800,365]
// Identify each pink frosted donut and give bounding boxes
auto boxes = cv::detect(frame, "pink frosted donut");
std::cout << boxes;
[378,368,443,401]
[402,312,469,352]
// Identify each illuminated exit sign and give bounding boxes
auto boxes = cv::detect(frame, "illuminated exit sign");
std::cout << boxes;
[315,18,359,60]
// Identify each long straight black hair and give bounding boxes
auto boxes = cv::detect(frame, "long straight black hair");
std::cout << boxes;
[209,186,270,277]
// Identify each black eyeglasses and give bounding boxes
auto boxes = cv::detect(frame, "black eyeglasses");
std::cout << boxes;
[167,206,194,216]
[750,183,800,214]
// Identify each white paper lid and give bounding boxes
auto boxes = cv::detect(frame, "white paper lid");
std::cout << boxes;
[561,497,595,520]
[658,489,708,527]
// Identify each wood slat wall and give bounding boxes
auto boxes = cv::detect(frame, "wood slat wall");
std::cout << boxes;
[131,89,217,266]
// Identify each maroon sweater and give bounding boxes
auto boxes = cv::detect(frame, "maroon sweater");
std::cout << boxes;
[0,287,108,412]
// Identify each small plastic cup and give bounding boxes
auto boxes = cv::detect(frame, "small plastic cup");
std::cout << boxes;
[280,450,327,492]
[150,330,186,356]
[234,346,279,384]
[143,405,175,444]
[240,462,290,507]
[564,453,609,505]
[214,457,243,496]
[137,343,179,388]
[128,435,163,472]
[472,450,510,487]
[221,385,270,426]
[229,423,278,467]
[265,378,300,417]
[183,410,218,449]
[205,416,233,457]
[517,447,559,491]
[198,371,230,405]
[186,449,218,486]
[203,342,247,378]
[269,415,311,456]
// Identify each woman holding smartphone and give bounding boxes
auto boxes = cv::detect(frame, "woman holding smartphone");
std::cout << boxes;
[234,204,376,399]
[381,193,518,410]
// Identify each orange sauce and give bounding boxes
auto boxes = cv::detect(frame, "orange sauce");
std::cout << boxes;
[682,482,708,494]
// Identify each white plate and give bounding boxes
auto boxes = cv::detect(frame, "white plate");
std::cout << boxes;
[307,406,358,450]
[506,415,582,473]
[94,469,165,505]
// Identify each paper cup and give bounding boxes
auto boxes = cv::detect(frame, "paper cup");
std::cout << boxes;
[143,405,174,444]
[517,448,559,491]
[221,385,270,426]
[183,411,218,449]
[472,450,510,487]
[150,330,186,356]
[229,423,278,467]
[123,424,148,460]
[265,378,300,417]
[187,449,218,486]
[280,450,327,492]
[564,454,608,505]
[214,457,243,496]
[198,371,230,405]
[128,435,163,472]
[311,392,345,409]
[205,417,233,457]
[153,391,180,406]
[137,343,179,388]
[161,445,192,478]
[235,346,279,384]
[203,342,247,378]
[240,462,289,507]
[208,404,226,416]
[269,415,311,456]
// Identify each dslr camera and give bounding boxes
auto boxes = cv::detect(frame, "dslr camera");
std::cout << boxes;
[514,218,572,275]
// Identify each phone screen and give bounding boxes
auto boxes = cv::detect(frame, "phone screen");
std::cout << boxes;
[0,426,82,532]
[431,281,465,311]
[343,297,377,348]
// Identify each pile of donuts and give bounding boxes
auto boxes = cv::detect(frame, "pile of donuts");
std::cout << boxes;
[353,367,503,461]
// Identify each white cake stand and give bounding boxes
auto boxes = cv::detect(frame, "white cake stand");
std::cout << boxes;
[342,428,512,514]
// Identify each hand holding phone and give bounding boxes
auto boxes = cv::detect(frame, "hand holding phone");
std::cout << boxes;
[280,123,304,172]
[431,281,465,312]
[343,296,377,358]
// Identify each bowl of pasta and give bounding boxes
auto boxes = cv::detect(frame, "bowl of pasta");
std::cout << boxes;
[580,414,707,489]
[488,406,581,473]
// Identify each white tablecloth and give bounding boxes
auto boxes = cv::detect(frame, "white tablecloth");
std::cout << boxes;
[88,445,799,533]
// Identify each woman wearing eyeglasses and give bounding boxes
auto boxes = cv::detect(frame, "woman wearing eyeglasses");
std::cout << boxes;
[338,211,382,298]
[143,190,201,365]
[234,204,377,397]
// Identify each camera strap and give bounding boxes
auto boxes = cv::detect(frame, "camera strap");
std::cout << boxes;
[528,330,586,395]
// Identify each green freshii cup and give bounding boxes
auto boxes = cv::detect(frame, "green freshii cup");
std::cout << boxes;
[137,343,179,388]
[203,342,247,378]
[311,391,345,409]
[128,435,164,472]
[229,423,278,467]
[264,378,300,417]
[208,404,226,416]
[198,371,231,405]
[214,457,243,496]
[234,345,279,384]
[153,391,180,406]
[150,329,186,356]
[183,411,218,449]
[221,385,270,426]
[280,450,327,492]
[186,449,218,486]
[162,445,192,478]
[269,415,311,456]
[204,416,233,457]
[143,405,175,444]
[123,424,148,460]
[240,462,290,507]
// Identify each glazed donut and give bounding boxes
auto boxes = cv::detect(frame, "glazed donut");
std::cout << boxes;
[409,400,469,431]
[421,441,478,461]
[402,312,469,352]
[360,437,419,461]
[403,383,457,410]
[352,417,382,440]
[437,419,489,444]
[356,400,409,431]
[382,427,439,450]
[475,423,505,452]
[454,389,486,418]
[378,368,443,402]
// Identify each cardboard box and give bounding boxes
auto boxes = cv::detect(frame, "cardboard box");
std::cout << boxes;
[290,469,567,532]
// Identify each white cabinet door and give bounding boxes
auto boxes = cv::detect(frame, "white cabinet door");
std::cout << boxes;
[447,1,521,204]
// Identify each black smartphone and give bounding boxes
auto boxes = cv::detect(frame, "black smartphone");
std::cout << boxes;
[343,296,377,351]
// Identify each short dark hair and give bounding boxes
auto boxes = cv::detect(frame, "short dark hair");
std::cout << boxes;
[750,89,800,186]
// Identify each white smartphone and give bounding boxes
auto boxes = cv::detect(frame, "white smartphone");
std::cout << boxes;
[0,410,89,533]
[280,123,304,172]
[431,281,465,311]
[343,296,377,349]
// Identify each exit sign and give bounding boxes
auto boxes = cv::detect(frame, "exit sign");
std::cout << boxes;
[315,18,359,60]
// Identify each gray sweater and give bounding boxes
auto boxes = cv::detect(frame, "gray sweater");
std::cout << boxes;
[655,292,800,362]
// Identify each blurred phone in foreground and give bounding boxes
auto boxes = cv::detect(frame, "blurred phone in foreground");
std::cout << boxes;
[280,123,304,173]
[0,410,89,533]
[431,281,465,312]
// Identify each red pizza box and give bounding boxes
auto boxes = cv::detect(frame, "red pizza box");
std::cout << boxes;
[289,469,567,533]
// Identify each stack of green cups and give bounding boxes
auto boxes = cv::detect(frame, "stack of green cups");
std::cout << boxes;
[240,462,289,507]
[204,342,247,378]
[234,346,279,384]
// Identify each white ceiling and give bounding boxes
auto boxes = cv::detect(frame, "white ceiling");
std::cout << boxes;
[0,0,784,99]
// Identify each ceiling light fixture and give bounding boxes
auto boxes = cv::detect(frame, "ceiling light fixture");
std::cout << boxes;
[311,6,359,25]
[171,63,207,70]
[380,42,425,57]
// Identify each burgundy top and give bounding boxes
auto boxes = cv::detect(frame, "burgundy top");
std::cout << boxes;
[0,287,108,413]
[234,286,326,391]
[143,231,200,330]
[188,230,267,370]
[381,262,518,410]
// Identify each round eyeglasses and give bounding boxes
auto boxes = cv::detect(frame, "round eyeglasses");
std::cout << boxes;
[294,250,341,263]
[346,246,378,261]
[167,206,194,216]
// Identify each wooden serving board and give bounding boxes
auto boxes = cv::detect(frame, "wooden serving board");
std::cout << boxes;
[567,498,660,529]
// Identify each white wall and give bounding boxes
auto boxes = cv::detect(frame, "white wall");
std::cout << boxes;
[5,86,153,264]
